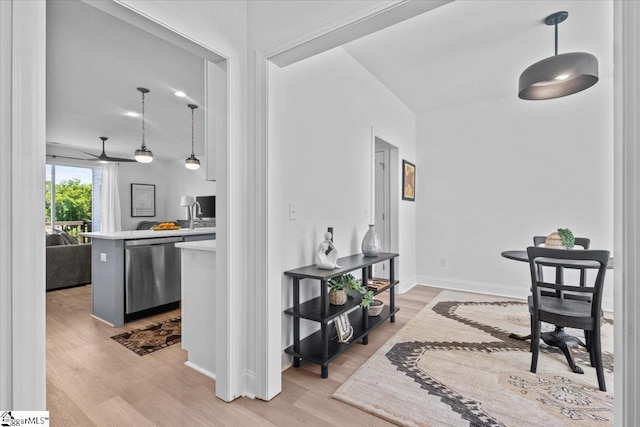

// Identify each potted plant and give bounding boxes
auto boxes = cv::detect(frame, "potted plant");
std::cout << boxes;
[545,228,575,249]
[557,228,575,249]
[328,274,358,305]
[328,273,375,308]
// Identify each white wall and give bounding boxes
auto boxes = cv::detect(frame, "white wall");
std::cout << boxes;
[165,157,216,221]
[270,47,416,351]
[415,78,614,309]
[116,156,215,230]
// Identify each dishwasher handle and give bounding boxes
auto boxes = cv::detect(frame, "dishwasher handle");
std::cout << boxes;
[125,236,183,247]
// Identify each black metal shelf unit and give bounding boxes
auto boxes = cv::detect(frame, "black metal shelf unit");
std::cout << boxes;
[284,252,399,378]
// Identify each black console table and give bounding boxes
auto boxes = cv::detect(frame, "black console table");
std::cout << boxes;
[284,252,399,378]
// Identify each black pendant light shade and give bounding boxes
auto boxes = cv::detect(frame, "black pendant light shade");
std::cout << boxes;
[185,104,200,170]
[134,87,153,163]
[518,12,598,100]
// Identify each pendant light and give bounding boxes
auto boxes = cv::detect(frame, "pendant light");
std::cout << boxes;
[518,11,598,100]
[185,104,200,170]
[134,87,153,163]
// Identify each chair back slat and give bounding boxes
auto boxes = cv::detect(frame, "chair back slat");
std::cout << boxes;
[527,246,609,319]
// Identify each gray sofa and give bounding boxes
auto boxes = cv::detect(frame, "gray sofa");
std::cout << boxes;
[46,233,92,291]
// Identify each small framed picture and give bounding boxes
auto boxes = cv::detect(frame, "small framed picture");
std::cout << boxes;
[402,160,416,201]
[131,183,156,217]
[334,313,353,343]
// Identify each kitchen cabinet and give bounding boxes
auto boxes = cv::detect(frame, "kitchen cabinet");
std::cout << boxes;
[83,228,215,326]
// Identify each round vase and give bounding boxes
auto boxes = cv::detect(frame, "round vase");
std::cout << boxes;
[361,224,381,257]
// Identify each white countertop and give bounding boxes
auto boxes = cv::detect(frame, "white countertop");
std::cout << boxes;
[176,239,217,252]
[82,227,216,240]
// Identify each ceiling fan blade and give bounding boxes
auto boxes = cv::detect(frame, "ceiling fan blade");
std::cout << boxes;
[104,156,137,163]
[81,151,100,158]
[96,137,136,162]
[47,154,96,161]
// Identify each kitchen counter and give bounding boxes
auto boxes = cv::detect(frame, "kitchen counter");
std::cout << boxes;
[176,239,217,252]
[85,228,216,327]
[82,227,216,240]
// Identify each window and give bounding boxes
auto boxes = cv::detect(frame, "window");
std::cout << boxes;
[46,164,102,239]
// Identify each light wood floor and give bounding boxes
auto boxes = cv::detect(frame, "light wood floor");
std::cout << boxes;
[46,284,441,426]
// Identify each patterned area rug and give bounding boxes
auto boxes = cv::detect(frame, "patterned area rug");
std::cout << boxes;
[111,317,181,356]
[333,290,614,426]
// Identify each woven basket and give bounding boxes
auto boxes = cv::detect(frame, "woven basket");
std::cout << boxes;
[329,289,347,306]
[545,231,565,248]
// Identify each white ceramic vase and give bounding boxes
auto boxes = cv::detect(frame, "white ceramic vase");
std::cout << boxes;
[361,224,381,257]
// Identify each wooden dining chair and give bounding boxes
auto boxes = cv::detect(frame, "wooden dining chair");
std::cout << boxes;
[526,246,610,392]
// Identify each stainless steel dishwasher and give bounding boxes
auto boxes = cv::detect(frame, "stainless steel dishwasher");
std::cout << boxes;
[124,236,182,315]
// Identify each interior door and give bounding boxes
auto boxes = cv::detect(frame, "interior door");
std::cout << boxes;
[374,148,390,279]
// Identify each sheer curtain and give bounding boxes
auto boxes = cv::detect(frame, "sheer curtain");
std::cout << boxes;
[100,163,122,232]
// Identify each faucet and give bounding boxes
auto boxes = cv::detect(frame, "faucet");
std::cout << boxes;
[189,201,202,229]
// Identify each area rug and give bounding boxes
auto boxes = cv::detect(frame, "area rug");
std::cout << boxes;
[332,290,614,426]
[110,317,181,356]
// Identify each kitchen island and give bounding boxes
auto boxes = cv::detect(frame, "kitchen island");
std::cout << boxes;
[175,239,216,378]
[82,228,215,326]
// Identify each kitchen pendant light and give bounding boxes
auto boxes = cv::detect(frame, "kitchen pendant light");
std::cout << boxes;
[134,87,154,163]
[185,104,200,170]
[518,11,598,100]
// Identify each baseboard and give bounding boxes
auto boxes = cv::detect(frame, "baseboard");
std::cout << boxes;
[416,276,614,312]
[90,314,115,327]
[184,361,216,380]
[416,275,529,301]
[281,351,293,372]
[241,369,256,399]
[397,276,417,294]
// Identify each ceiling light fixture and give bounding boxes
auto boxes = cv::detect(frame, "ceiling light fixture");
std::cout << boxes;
[185,104,200,170]
[175,91,186,98]
[518,11,598,100]
[125,111,139,117]
[134,87,153,163]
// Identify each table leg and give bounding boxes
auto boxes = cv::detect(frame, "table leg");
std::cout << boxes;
[510,327,587,374]
[541,327,586,374]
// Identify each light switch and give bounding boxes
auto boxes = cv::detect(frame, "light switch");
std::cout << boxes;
[100,253,107,262]
[289,202,297,220]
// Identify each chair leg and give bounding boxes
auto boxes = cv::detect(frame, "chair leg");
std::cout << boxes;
[531,318,541,373]
[587,331,596,367]
[530,315,534,353]
[592,326,606,392]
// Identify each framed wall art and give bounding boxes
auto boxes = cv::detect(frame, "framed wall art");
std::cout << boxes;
[131,183,156,217]
[402,160,415,201]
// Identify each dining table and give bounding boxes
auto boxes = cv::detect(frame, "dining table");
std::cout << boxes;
[501,249,614,374]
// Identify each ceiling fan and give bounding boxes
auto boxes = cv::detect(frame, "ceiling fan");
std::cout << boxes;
[83,136,136,163]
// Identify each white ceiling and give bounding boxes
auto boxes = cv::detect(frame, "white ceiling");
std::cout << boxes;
[46,1,613,162]
[343,0,614,114]
[46,1,205,162]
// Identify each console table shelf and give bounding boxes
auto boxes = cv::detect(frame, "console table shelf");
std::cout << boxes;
[284,252,399,378]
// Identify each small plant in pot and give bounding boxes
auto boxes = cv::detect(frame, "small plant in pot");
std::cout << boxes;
[328,274,359,306]
[545,228,575,249]
[328,274,375,309]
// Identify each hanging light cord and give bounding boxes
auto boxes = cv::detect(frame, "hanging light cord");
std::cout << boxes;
[554,21,558,56]
[141,91,147,150]
[191,106,195,155]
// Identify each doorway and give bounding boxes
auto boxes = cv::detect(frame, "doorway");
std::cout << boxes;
[373,137,399,279]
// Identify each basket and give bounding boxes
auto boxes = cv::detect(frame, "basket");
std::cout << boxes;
[368,299,384,316]
[329,289,347,305]
[545,231,564,248]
